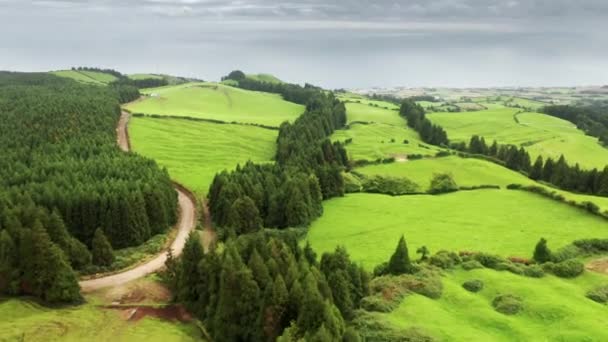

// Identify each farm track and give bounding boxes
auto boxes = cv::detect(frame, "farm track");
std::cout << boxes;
[79,108,211,292]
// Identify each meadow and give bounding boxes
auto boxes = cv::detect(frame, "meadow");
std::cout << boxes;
[125,83,304,126]
[332,123,441,161]
[129,116,277,195]
[128,73,164,80]
[306,190,608,269]
[51,70,112,86]
[428,105,608,169]
[381,268,608,341]
[246,73,283,84]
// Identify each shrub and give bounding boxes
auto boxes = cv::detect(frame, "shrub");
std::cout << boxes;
[522,265,545,278]
[461,260,484,270]
[428,173,458,194]
[551,244,582,262]
[343,172,363,193]
[586,285,608,303]
[496,262,524,275]
[435,150,451,157]
[351,311,434,342]
[550,259,585,278]
[361,175,420,196]
[429,251,461,269]
[403,139,409,144]
[573,239,608,253]
[474,253,504,269]
[373,262,389,277]
[533,238,552,264]
[492,294,523,315]
[462,279,484,293]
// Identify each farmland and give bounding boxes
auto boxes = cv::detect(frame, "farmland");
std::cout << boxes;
[129,116,277,195]
[51,70,111,85]
[428,105,608,169]
[125,82,304,126]
[306,191,608,269]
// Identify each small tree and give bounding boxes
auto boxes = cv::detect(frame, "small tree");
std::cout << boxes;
[92,228,114,267]
[416,246,430,261]
[533,238,552,264]
[429,173,458,194]
[388,236,412,275]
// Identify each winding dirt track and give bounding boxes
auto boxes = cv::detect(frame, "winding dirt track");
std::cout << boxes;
[79,111,197,292]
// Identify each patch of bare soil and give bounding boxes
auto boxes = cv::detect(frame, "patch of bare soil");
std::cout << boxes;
[586,258,608,274]
[110,305,192,323]
[103,279,171,305]
[391,154,408,162]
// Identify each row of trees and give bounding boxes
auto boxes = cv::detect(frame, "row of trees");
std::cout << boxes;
[0,72,178,302]
[165,231,368,341]
[457,135,608,196]
[399,99,449,146]
[209,76,349,231]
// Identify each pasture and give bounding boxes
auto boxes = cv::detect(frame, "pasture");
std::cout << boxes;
[382,268,608,341]
[428,105,608,169]
[128,73,164,80]
[51,70,107,85]
[332,123,441,161]
[343,102,403,125]
[125,83,304,126]
[129,116,277,195]
[246,73,283,83]
[306,191,608,270]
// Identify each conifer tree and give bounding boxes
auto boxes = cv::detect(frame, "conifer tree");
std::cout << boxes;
[388,235,412,275]
[248,248,271,289]
[227,196,262,234]
[530,156,544,180]
[92,228,114,267]
[177,232,204,302]
[533,238,552,264]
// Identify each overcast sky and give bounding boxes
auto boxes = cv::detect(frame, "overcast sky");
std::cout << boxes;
[1,0,607,88]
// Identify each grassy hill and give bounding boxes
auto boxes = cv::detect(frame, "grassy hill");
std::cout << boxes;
[307,190,608,270]
[125,83,304,127]
[128,73,164,80]
[246,73,283,84]
[428,105,608,169]
[380,269,608,341]
[129,116,277,195]
[51,70,118,85]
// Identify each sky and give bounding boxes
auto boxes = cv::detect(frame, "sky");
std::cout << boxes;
[1,0,607,88]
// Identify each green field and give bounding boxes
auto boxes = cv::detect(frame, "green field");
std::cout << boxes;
[307,191,608,269]
[0,298,200,341]
[128,73,164,80]
[129,116,277,195]
[343,102,402,125]
[125,83,303,127]
[332,123,440,161]
[381,268,608,341]
[52,70,117,85]
[246,73,283,84]
[428,105,608,169]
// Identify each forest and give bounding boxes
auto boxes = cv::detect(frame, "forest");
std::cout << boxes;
[543,104,608,145]
[0,72,177,302]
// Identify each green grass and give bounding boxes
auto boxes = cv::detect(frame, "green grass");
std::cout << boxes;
[128,73,164,80]
[0,298,201,341]
[129,117,277,195]
[428,105,608,169]
[307,191,608,270]
[51,70,105,85]
[125,83,303,127]
[343,102,403,126]
[77,71,118,84]
[246,73,283,84]
[332,123,440,161]
[382,268,608,341]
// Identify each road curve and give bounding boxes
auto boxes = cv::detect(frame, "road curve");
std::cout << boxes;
[79,110,197,292]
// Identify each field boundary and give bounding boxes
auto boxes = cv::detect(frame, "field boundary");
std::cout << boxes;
[130,112,280,131]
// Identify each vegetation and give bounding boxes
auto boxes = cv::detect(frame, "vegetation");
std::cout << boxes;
[400,99,449,146]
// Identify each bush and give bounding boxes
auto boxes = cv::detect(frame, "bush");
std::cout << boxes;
[474,253,504,269]
[428,173,458,194]
[551,244,582,262]
[496,262,524,275]
[435,150,451,157]
[462,279,484,293]
[586,285,608,303]
[461,260,484,270]
[343,172,363,193]
[361,175,421,196]
[550,259,585,278]
[351,311,434,342]
[429,251,461,269]
[522,265,545,278]
[573,239,608,253]
[492,294,523,315]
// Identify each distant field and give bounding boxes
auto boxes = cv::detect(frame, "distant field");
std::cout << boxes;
[0,298,200,341]
[307,191,608,269]
[381,268,608,341]
[428,105,608,169]
[246,73,283,84]
[52,70,117,85]
[128,73,164,80]
[332,123,440,161]
[338,93,400,111]
[125,83,303,126]
[356,155,608,210]
[343,102,403,125]
[129,116,277,195]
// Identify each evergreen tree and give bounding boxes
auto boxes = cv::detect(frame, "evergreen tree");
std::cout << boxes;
[533,238,552,264]
[248,248,271,289]
[177,232,204,302]
[542,157,555,182]
[388,235,412,275]
[227,196,262,234]
[92,228,114,267]
[304,240,317,266]
[530,156,544,180]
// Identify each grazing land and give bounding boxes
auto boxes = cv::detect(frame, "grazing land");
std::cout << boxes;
[129,116,277,195]
[128,73,164,80]
[381,268,608,341]
[246,73,283,83]
[125,82,304,126]
[307,191,608,269]
[428,105,608,169]
[52,69,118,85]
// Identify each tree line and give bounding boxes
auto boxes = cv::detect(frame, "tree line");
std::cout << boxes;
[399,99,449,146]
[0,72,178,302]
[208,74,348,232]
[455,135,608,196]
[165,230,368,341]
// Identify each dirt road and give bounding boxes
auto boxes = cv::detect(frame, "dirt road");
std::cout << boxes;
[79,110,198,292]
